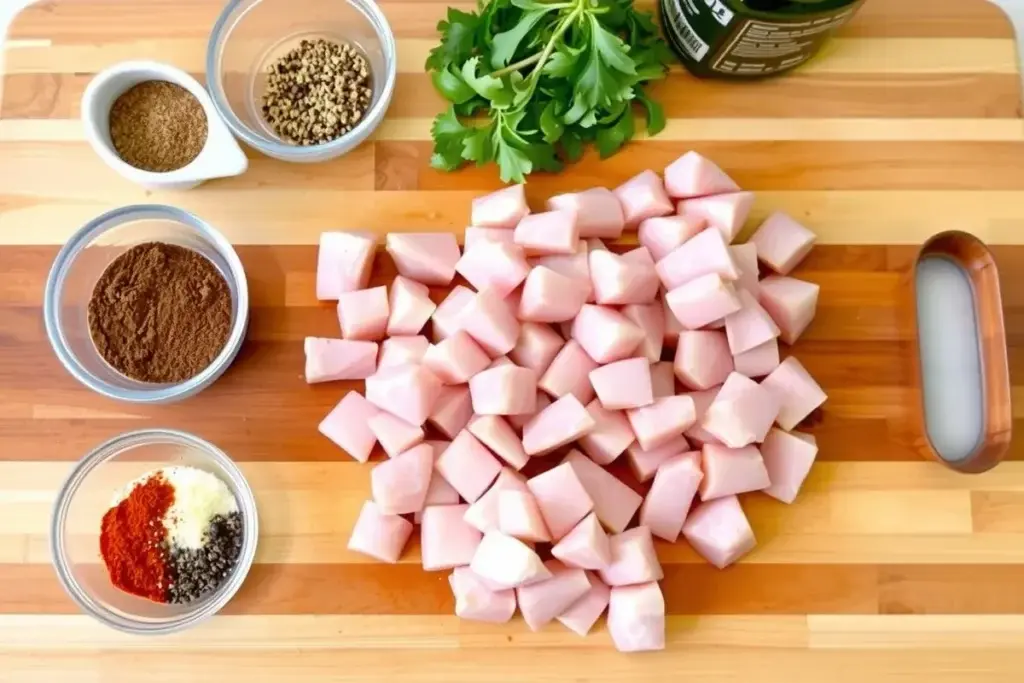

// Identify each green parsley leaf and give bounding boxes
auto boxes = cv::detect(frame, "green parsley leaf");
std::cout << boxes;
[539,100,565,144]
[491,9,554,68]
[637,89,666,135]
[425,8,479,71]
[461,57,514,108]
[595,106,635,158]
[431,66,477,104]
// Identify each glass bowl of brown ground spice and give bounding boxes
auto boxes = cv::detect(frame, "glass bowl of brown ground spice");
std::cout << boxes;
[43,205,249,403]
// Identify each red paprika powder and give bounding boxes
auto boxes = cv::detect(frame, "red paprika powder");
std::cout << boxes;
[99,474,176,602]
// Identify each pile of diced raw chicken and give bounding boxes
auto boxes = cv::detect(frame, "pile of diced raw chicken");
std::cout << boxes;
[307,151,826,653]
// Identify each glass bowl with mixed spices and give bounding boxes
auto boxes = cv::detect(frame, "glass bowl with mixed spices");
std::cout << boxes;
[50,429,258,634]
[43,204,249,404]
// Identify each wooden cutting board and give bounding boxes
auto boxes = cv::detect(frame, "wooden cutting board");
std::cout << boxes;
[2,0,1024,680]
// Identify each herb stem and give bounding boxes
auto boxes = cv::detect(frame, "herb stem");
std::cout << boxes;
[490,53,544,78]
[515,0,584,109]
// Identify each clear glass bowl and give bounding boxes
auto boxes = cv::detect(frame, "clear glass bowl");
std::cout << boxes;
[43,204,249,404]
[50,429,259,635]
[206,0,397,162]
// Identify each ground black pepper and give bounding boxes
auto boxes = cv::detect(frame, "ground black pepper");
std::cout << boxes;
[108,80,207,172]
[167,512,244,604]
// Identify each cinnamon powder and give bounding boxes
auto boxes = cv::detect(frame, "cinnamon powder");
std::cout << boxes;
[88,242,232,383]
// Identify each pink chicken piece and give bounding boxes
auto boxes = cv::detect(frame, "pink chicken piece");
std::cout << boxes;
[638,215,707,262]
[449,566,517,623]
[749,212,816,275]
[378,335,429,369]
[423,330,491,385]
[700,443,771,501]
[626,435,690,483]
[683,386,724,446]
[518,265,589,322]
[303,337,378,383]
[337,286,389,341]
[674,330,733,390]
[577,399,636,465]
[760,427,818,504]
[730,242,759,295]
[464,226,516,249]
[417,443,459,522]
[431,285,475,342]
[599,526,663,587]
[458,288,521,357]
[470,364,537,415]
[387,276,436,336]
[370,443,434,515]
[641,452,703,542]
[702,372,780,447]
[558,571,611,636]
[455,241,530,298]
[758,275,820,345]
[627,395,697,451]
[508,391,552,432]
[428,385,474,438]
[725,288,781,355]
[621,303,665,364]
[664,151,741,199]
[656,226,739,290]
[677,191,755,244]
[435,429,503,502]
[650,361,676,398]
[551,512,611,570]
[469,415,529,470]
[563,450,643,534]
[588,249,660,306]
[471,184,529,229]
[509,322,563,375]
[532,241,593,300]
[572,305,644,364]
[514,209,579,256]
[539,339,598,404]
[347,500,413,563]
[421,504,483,571]
[498,489,551,543]
[386,232,460,286]
[760,356,827,431]
[663,298,684,348]
[522,394,596,456]
[527,462,595,540]
[547,188,625,239]
[683,495,756,568]
[665,274,742,331]
[590,358,653,410]
[464,468,529,533]
[316,231,376,300]
[733,339,780,378]
[319,391,381,463]
[608,582,666,652]
[517,560,591,632]
[365,363,444,427]
[613,170,674,228]
[368,411,425,458]
[470,530,552,589]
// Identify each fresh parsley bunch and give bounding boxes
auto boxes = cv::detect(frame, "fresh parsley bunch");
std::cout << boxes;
[426,0,672,183]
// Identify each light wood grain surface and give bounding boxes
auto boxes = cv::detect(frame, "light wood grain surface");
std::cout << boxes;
[3,0,1024,681]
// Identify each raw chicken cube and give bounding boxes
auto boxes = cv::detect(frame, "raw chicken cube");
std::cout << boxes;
[547,188,625,239]
[378,335,430,369]
[421,504,483,571]
[608,582,665,652]
[337,286,389,341]
[465,226,516,250]
[517,560,591,631]
[640,452,703,542]
[470,364,537,415]
[627,395,697,451]
[683,387,724,446]
[508,391,552,432]
[417,446,460,521]
[551,512,611,570]
[458,288,521,357]
[683,495,756,568]
[368,412,425,458]
[760,357,827,430]
[700,444,771,501]
[449,566,517,623]
[319,391,380,463]
[578,399,636,465]
[613,170,673,228]
[514,209,579,256]
[469,415,529,470]
[733,339,780,378]
[677,191,755,244]
[750,212,816,275]
[674,330,733,390]
[650,361,676,398]
[386,232,460,285]
[656,227,739,290]
[539,339,598,404]
[470,530,552,589]
[428,385,474,438]
[599,526,663,587]
[572,305,644,364]
[488,355,513,368]
[387,276,436,336]
[665,274,742,330]
[761,427,818,503]
[702,372,780,447]
[347,500,413,563]
[626,435,690,483]
[725,288,781,355]
[522,394,596,456]
[472,185,529,229]
[663,298,684,348]
[455,241,530,298]
[304,337,378,383]
[509,322,564,375]
[366,363,444,427]
[664,151,741,199]
[589,250,660,306]
[758,275,820,345]
[563,450,643,534]
[431,285,475,342]
[498,489,551,543]
[730,242,759,294]
[558,571,611,636]
[423,330,491,385]
[464,468,529,533]
[621,303,665,363]
[518,266,589,322]
[370,443,434,514]
[638,215,706,261]
[435,429,503,502]
[532,242,593,301]
[590,358,653,410]
[527,462,595,540]
[316,231,376,300]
